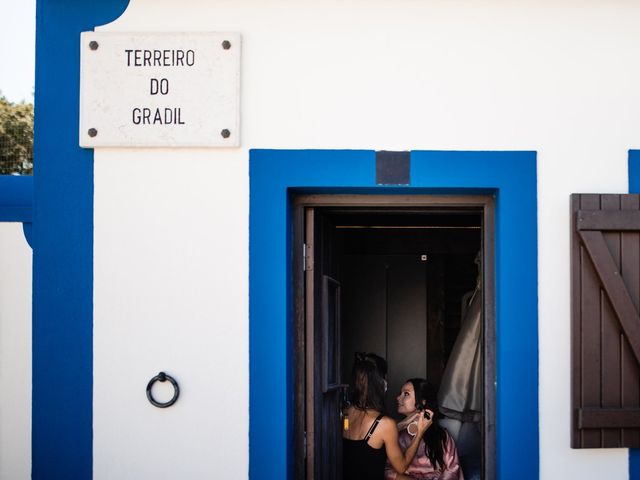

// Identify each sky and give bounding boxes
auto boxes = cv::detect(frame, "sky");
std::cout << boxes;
[0,0,36,103]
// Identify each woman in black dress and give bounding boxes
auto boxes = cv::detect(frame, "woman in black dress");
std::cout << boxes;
[343,353,430,480]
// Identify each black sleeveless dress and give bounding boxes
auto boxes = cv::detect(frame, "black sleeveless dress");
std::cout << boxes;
[343,414,386,480]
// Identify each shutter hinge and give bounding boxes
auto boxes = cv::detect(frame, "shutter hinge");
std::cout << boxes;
[304,243,313,271]
[303,430,307,459]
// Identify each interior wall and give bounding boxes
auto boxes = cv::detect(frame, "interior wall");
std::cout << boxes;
[342,253,429,417]
[340,222,481,418]
[91,0,640,478]
[0,223,32,479]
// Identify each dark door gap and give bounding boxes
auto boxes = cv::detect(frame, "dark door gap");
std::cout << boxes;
[293,197,495,480]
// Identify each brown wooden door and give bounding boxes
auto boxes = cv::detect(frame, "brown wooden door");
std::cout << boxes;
[305,208,344,479]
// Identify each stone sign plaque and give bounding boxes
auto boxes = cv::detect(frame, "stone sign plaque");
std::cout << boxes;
[80,32,240,147]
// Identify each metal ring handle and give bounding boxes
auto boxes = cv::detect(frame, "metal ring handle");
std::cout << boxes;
[146,372,180,408]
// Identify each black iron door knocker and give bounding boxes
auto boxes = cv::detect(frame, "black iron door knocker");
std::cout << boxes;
[146,372,180,408]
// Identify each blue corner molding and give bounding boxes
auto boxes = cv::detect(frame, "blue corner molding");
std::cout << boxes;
[33,0,129,478]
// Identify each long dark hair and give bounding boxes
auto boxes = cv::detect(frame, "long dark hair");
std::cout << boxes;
[349,352,388,413]
[407,378,447,470]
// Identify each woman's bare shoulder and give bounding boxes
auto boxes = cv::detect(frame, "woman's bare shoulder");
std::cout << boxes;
[378,416,398,432]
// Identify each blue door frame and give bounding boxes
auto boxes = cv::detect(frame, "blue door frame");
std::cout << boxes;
[249,149,539,479]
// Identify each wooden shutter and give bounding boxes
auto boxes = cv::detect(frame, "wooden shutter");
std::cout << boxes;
[572,194,640,448]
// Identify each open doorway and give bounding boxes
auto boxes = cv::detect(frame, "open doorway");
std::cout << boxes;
[293,194,495,480]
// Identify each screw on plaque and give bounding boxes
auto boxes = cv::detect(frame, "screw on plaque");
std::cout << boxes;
[222,40,231,50]
[89,41,99,50]
[221,129,231,139]
[88,128,98,138]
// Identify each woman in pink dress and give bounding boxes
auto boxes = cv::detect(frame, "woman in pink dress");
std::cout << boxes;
[385,379,464,480]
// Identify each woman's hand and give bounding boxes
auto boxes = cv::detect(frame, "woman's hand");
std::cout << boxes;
[383,412,433,474]
[415,409,433,437]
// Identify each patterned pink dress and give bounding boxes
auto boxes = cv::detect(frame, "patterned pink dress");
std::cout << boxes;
[384,429,464,480]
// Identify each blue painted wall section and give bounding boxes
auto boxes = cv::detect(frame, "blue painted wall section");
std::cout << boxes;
[249,149,538,479]
[33,1,129,478]
[628,149,640,480]
[0,175,33,223]
[0,175,33,246]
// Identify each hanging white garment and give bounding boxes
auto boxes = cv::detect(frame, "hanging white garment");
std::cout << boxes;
[437,283,482,422]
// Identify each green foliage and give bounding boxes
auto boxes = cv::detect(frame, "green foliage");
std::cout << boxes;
[0,94,34,175]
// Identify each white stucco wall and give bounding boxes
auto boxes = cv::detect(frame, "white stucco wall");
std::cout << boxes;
[93,0,640,478]
[0,223,32,480]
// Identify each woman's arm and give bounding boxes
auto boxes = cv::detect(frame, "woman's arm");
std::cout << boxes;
[382,412,432,474]
[396,412,420,432]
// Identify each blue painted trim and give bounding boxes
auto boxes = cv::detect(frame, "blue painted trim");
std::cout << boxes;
[0,175,33,222]
[628,150,640,480]
[22,222,33,249]
[249,149,538,480]
[632,449,640,480]
[33,1,129,479]
[629,150,640,194]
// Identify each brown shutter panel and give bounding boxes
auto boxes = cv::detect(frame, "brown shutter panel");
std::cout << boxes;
[572,194,640,448]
